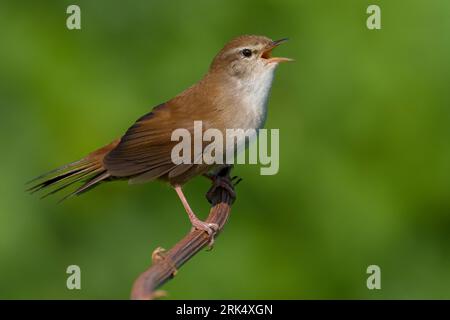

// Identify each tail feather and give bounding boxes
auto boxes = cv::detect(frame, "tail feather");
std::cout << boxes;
[26,159,88,185]
[40,167,103,200]
[28,139,120,201]
[58,171,111,202]
[27,165,91,194]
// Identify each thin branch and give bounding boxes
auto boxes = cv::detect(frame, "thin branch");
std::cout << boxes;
[130,168,236,300]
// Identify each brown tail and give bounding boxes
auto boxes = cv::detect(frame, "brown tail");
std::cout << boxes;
[27,139,120,202]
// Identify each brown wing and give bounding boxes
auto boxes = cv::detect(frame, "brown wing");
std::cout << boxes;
[103,100,218,183]
[104,103,179,179]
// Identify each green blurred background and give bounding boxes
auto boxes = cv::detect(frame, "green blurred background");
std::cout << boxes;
[1,0,450,299]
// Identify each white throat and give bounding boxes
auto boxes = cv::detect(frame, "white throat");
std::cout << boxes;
[233,65,276,129]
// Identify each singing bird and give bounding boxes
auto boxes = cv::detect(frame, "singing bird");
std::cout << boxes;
[29,35,291,240]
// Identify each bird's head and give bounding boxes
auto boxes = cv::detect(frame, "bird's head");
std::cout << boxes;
[210,35,292,80]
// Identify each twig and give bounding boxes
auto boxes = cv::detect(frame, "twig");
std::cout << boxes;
[130,168,236,300]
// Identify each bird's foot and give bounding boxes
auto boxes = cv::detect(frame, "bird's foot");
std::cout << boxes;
[190,218,219,250]
[206,174,241,204]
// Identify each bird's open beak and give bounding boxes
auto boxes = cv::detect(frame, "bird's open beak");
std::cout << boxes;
[261,38,293,64]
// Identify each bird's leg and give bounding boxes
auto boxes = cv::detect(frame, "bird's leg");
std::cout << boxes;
[174,185,219,247]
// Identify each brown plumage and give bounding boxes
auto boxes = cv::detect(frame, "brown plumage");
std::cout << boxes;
[29,35,291,238]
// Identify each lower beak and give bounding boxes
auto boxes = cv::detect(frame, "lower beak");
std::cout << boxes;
[268,56,294,63]
[262,38,293,64]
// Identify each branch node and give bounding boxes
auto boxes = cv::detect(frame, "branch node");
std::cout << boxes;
[151,246,178,276]
[150,290,167,300]
[151,247,166,264]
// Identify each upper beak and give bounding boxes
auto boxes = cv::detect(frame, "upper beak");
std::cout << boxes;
[261,38,293,63]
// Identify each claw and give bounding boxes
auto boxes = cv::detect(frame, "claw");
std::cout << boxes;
[231,176,243,186]
[191,220,219,250]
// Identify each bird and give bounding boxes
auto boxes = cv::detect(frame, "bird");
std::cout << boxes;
[28,35,291,242]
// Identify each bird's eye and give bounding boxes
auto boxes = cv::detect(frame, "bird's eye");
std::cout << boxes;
[242,49,252,58]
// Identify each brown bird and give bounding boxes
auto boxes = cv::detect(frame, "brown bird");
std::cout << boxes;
[28,35,291,241]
